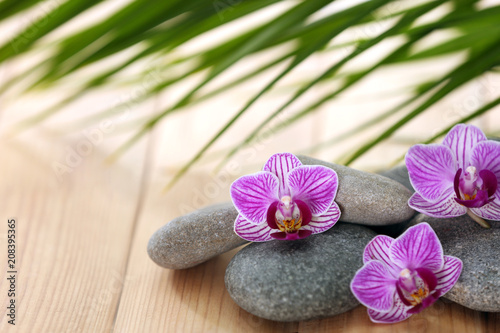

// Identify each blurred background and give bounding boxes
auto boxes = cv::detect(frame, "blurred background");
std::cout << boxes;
[2,1,500,331]
[1,0,500,200]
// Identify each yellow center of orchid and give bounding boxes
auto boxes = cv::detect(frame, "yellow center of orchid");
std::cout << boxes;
[276,217,302,233]
[275,196,303,233]
[463,193,476,200]
[409,287,430,305]
[399,268,430,306]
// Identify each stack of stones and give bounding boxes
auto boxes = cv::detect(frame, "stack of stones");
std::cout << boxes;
[148,156,500,321]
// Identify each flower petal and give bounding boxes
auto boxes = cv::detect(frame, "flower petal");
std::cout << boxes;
[406,293,439,314]
[368,296,411,324]
[470,140,500,199]
[230,171,279,224]
[266,201,279,229]
[408,191,467,218]
[416,267,438,292]
[405,144,456,202]
[296,200,312,226]
[480,169,498,198]
[263,152,302,197]
[363,235,400,275]
[287,165,337,215]
[270,231,287,240]
[390,223,444,272]
[455,189,490,208]
[234,214,273,242]
[443,124,487,170]
[435,256,463,295]
[351,261,397,312]
[470,200,500,221]
[302,202,340,234]
[298,229,313,239]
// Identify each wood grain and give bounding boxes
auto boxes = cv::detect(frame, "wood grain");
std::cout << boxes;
[1,135,499,333]
[0,135,149,332]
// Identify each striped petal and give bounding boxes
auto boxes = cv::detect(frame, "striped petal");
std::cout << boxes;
[363,235,400,275]
[368,296,411,324]
[234,214,273,242]
[230,171,279,224]
[470,140,500,200]
[408,191,467,218]
[405,144,456,202]
[288,165,338,215]
[443,124,487,171]
[351,261,397,312]
[302,202,340,234]
[470,200,500,221]
[435,256,463,295]
[263,153,302,197]
[390,223,444,272]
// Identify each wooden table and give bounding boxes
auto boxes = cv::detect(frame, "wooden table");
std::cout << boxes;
[1,130,499,333]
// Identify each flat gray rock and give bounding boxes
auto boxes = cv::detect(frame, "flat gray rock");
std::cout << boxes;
[148,156,415,270]
[298,155,415,225]
[410,214,500,312]
[379,165,414,193]
[148,202,247,269]
[371,165,417,237]
[225,223,377,322]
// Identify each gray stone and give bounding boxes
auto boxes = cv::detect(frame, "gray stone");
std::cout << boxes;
[148,202,247,269]
[225,223,377,322]
[379,165,414,193]
[368,221,413,239]
[148,156,415,270]
[410,214,500,312]
[298,155,415,225]
[370,165,417,237]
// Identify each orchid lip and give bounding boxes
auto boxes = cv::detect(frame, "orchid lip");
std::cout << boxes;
[453,167,498,208]
[267,197,312,238]
[270,229,312,240]
[396,267,437,310]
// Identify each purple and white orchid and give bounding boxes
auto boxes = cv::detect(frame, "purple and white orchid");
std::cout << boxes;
[406,124,500,228]
[351,223,462,323]
[230,153,341,241]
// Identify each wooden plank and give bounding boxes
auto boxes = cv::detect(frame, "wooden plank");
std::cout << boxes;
[1,133,498,331]
[0,135,148,332]
[113,159,499,332]
[1,99,499,332]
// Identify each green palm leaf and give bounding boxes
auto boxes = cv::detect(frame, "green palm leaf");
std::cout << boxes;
[1,0,499,188]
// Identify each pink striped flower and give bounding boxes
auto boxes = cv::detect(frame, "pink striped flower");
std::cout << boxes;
[406,124,500,228]
[230,153,340,241]
[351,223,462,323]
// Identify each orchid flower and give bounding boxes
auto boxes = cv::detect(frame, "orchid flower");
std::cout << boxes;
[351,223,462,323]
[230,153,340,241]
[406,124,500,228]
